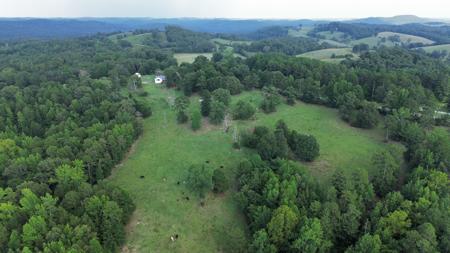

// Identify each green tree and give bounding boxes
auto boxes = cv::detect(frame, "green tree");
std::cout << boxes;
[174,95,190,112]
[249,229,277,253]
[209,101,226,125]
[288,131,320,162]
[22,215,47,249]
[212,88,231,106]
[291,218,331,253]
[212,169,228,193]
[232,100,256,120]
[200,90,211,116]
[346,234,381,253]
[371,151,400,197]
[186,165,213,198]
[85,195,125,252]
[191,110,202,131]
[267,205,299,247]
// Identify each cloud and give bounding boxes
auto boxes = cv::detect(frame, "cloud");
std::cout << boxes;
[1,0,449,19]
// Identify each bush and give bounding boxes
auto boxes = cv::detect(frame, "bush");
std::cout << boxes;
[201,90,211,117]
[212,88,231,106]
[209,101,226,125]
[177,111,188,124]
[212,169,229,193]
[232,100,256,120]
[352,102,379,129]
[191,110,202,131]
[288,131,320,162]
[186,164,213,197]
[260,91,281,113]
[136,90,149,97]
[134,99,152,118]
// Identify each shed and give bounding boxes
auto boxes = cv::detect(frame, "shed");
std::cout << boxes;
[155,75,166,84]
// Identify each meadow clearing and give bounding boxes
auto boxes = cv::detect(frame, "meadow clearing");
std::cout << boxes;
[109,76,397,252]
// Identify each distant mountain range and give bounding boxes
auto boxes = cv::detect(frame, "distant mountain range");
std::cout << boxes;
[0,15,448,41]
[349,15,450,25]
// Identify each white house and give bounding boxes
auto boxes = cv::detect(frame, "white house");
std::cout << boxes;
[154,75,166,84]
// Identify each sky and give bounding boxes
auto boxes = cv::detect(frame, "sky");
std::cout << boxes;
[1,0,449,19]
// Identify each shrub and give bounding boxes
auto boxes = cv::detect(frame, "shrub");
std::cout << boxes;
[212,88,231,106]
[191,110,202,131]
[232,100,256,120]
[209,101,226,125]
[201,90,211,117]
[212,169,229,193]
[186,164,213,197]
[288,131,320,162]
[177,111,188,124]
[134,99,152,118]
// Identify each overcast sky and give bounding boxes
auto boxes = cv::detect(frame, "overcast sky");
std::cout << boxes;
[1,0,449,19]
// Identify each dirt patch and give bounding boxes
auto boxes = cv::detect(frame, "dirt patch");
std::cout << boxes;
[125,211,139,235]
[121,211,139,253]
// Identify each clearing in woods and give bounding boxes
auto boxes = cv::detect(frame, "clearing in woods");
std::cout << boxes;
[109,76,399,252]
[173,53,214,64]
[298,47,358,63]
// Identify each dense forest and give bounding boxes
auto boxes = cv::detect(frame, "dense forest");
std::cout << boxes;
[0,23,449,252]
[312,22,450,44]
[0,35,175,252]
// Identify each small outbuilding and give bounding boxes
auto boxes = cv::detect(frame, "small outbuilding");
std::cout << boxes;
[155,75,166,84]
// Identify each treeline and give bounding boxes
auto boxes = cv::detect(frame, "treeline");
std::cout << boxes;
[242,26,291,40]
[0,35,177,251]
[166,47,448,129]
[130,26,216,53]
[235,36,330,56]
[312,22,450,44]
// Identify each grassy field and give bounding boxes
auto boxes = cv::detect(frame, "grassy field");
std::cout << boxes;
[231,91,393,178]
[351,32,434,48]
[174,52,245,64]
[315,31,349,42]
[109,78,397,252]
[108,32,153,46]
[288,26,314,38]
[297,48,358,63]
[174,53,214,64]
[110,77,248,253]
[377,32,434,44]
[211,38,252,46]
[319,39,349,48]
[420,43,450,53]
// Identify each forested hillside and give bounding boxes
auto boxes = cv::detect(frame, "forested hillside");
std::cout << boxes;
[312,22,450,44]
[0,36,176,252]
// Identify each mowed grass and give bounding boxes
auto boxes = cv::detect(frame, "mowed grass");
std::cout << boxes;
[211,38,252,46]
[109,80,396,252]
[231,91,392,179]
[174,53,244,65]
[174,53,214,64]
[297,48,358,63]
[288,26,314,38]
[109,81,248,253]
[351,32,434,48]
[377,32,434,44]
[420,43,450,55]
